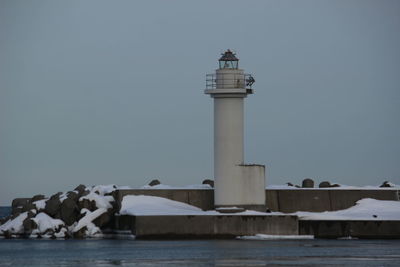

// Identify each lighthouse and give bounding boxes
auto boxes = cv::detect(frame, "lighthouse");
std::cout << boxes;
[205,50,266,211]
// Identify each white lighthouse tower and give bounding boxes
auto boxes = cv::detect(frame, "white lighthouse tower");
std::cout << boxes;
[205,50,266,211]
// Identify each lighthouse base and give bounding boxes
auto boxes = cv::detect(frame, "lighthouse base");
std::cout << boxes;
[215,204,267,212]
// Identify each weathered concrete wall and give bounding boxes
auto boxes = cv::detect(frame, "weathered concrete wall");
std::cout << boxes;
[299,220,400,239]
[265,189,399,213]
[114,214,298,238]
[115,189,399,213]
[114,189,214,211]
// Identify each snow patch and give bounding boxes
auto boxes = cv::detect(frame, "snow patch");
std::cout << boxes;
[120,195,204,215]
[295,198,400,221]
[80,192,113,209]
[140,183,212,189]
[33,199,47,210]
[237,234,314,240]
[0,212,28,234]
[73,208,107,237]
[31,212,64,233]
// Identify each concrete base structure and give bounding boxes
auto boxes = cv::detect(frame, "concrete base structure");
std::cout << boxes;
[114,214,298,239]
[299,220,400,239]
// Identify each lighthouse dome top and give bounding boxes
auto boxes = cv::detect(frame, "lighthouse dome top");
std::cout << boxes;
[219,49,239,69]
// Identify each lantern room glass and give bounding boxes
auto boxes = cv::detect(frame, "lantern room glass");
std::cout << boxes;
[219,60,238,69]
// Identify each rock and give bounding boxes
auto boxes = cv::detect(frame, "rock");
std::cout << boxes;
[60,196,79,226]
[295,185,301,188]
[11,198,30,216]
[319,181,331,188]
[93,209,112,228]
[202,179,214,188]
[3,230,11,239]
[74,184,88,196]
[380,181,393,188]
[21,202,36,213]
[31,195,46,203]
[302,178,314,188]
[330,183,341,188]
[22,211,38,234]
[286,182,294,187]
[44,192,62,218]
[148,179,161,186]
[73,226,87,239]
[78,198,97,212]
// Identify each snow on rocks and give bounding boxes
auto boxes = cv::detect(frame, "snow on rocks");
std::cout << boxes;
[31,213,65,236]
[72,208,107,238]
[0,212,28,236]
[0,184,119,239]
[80,192,113,210]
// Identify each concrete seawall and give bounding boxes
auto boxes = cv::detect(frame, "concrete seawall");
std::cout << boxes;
[114,214,299,239]
[115,188,399,213]
[299,220,400,239]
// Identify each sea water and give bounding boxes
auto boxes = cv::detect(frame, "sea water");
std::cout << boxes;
[1,207,400,266]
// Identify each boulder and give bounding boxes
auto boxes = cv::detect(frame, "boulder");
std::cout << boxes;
[22,211,38,234]
[319,181,331,188]
[286,182,294,187]
[11,198,30,216]
[78,198,97,212]
[302,178,314,188]
[202,179,214,188]
[60,197,79,226]
[44,192,62,218]
[148,179,161,186]
[330,183,341,187]
[21,202,36,213]
[93,209,112,228]
[31,195,46,203]
[73,226,87,239]
[380,181,393,188]
[74,184,88,196]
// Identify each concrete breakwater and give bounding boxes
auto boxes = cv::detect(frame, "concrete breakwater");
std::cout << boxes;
[114,188,399,213]
[2,186,399,239]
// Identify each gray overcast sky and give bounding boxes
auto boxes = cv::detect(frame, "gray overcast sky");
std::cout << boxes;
[1,0,399,205]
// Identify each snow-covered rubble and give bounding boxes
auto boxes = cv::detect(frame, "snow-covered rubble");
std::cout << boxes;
[0,184,119,239]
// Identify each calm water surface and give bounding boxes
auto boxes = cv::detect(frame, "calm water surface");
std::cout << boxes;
[0,239,399,266]
[1,207,400,266]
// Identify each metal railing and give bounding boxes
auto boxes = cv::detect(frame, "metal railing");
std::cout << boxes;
[206,74,255,90]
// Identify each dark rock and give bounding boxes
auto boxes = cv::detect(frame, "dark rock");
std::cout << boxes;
[73,226,87,238]
[93,209,112,228]
[295,185,301,188]
[60,197,79,226]
[319,181,331,188]
[78,198,97,212]
[44,192,62,218]
[330,183,341,188]
[148,179,161,186]
[302,178,314,188]
[22,211,38,234]
[202,179,214,188]
[380,181,393,188]
[31,195,46,203]
[3,230,11,239]
[74,184,88,196]
[11,198,30,216]
[21,202,36,213]
[286,182,294,187]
